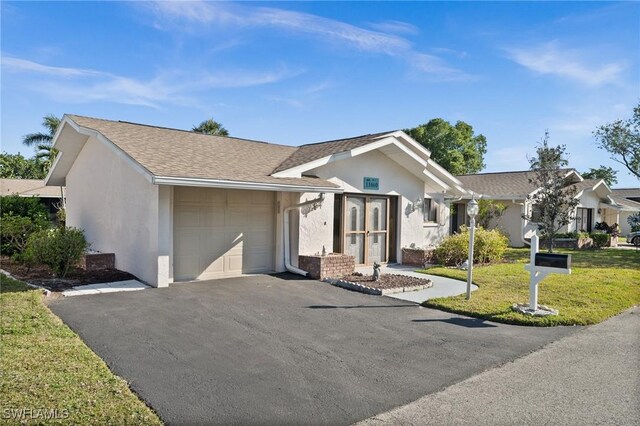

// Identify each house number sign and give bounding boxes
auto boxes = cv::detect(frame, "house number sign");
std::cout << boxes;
[363,177,379,190]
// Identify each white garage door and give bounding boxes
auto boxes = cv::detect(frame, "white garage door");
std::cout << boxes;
[174,187,275,281]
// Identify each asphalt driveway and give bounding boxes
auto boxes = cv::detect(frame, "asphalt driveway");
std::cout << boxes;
[49,274,577,425]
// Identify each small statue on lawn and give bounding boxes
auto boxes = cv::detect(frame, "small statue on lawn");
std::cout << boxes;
[373,262,381,281]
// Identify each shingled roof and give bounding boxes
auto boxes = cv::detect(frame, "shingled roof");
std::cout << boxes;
[272,131,395,173]
[65,115,339,189]
[1,179,63,198]
[456,169,582,198]
[456,171,540,198]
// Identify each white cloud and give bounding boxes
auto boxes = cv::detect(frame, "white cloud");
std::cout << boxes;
[146,1,472,80]
[505,41,625,87]
[1,56,108,78]
[2,55,300,108]
[368,20,420,35]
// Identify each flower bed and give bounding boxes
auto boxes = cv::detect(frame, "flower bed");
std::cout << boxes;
[325,273,433,295]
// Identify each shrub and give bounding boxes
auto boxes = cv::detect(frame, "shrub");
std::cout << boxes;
[0,214,47,256]
[0,195,49,222]
[25,227,89,277]
[435,226,508,266]
[553,231,579,239]
[590,233,610,249]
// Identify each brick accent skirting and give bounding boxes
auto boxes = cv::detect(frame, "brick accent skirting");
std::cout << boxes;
[298,254,355,280]
[401,247,435,267]
[80,253,115,271]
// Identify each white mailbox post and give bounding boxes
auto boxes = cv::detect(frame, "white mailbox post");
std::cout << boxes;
[521,234,571,315]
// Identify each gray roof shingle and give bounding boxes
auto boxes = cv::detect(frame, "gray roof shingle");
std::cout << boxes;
[67,115,338,189]
[455,170,583,198]
[1,179,63,198]
[272,131,395,173]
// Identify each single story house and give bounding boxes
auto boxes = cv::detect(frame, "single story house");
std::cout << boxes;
[1,178,65,215]
[611,188,640,236]
[454,170,622,247]
[46,115,466,287]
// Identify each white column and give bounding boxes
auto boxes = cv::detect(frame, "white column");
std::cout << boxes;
[156,185,173,288]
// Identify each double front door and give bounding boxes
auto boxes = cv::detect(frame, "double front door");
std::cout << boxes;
[344,195,389,265]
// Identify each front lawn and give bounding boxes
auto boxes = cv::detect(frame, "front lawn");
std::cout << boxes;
[0,275,162,424]
[420,248,640,326]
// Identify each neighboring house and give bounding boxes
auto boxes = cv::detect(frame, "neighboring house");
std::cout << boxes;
[45,115,466,287]
[455,170,622,247]
[0,178,64,215]
[611,188,640,236]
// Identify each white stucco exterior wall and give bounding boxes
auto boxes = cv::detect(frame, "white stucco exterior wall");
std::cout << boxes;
[496,202,527,247]
[297,192,335,257]
[306,150,448,262]
[66,136,162,286]
[562,191,600,233]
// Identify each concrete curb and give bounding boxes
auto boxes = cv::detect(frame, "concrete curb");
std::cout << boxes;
[324,277,433,296]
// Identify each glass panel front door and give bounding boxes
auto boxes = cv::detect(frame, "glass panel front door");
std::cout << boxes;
[344,195,389,265]
[368,197,387,263]
[345,197,365,264]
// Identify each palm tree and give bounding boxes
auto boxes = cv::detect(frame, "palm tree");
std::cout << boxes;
[192,119,229,136]
[22,114,61,169]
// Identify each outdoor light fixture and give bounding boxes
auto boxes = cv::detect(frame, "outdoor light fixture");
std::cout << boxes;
[466,196,479,300]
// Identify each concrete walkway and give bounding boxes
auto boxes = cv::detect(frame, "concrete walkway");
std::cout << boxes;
[356,307,640,426]
[62,279,149,296]
[355,264,477,303]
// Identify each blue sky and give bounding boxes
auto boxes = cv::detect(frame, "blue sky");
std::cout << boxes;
[2,1,639,187]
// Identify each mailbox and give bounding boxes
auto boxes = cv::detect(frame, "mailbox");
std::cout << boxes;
[534,253,571,270]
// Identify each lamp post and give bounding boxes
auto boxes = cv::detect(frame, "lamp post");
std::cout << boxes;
[466,196,479,300]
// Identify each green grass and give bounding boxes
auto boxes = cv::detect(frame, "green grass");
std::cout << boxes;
[419,248,640,326]
[0,275,162,425]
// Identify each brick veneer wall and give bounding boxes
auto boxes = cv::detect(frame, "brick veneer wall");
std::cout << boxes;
[299,254,355,280]
[80,253,115,270]
[401,248,435,267]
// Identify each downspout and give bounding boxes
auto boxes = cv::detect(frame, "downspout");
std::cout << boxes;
[284,193,325,276]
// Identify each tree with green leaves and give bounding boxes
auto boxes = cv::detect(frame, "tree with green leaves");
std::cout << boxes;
[405,118,487,175]
[476,199,508,229]
[581,166,618,186]
[0,152,47,179]
[593,102,640,180]
[192,119,229,136]
[22,114,61,169]
[522,131,579,252]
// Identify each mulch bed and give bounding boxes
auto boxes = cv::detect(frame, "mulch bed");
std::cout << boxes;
[340,273,431,290]
[0,256,137,292]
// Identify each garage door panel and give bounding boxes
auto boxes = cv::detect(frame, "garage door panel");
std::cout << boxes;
[201,256,224,275]
[174,187,201,203]
[175,229,201,256]
[245,230,272,248]
[249,209,273,228]
[174,257,199,280]
[226,254,244,273]
[226,208,249,227]
[174,187,275,280]
[251,190,273,205]
[202,206,225,228]
[175,206,201,228]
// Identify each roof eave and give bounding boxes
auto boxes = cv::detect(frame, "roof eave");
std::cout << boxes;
[153,176,343,193]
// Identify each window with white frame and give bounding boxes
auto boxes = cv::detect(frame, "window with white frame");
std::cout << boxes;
[423,198,438,223]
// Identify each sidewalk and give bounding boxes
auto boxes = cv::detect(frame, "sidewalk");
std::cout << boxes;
[356,307,640,425]
[354,264,477,303]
